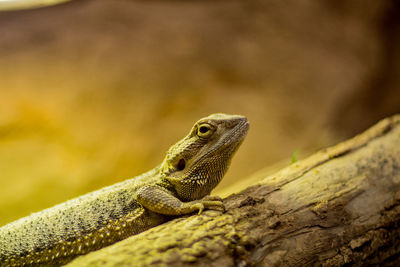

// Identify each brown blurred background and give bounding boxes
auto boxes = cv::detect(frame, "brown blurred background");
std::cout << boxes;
[0,0,399,226]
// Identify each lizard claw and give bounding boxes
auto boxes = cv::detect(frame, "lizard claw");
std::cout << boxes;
[198,206,204,215]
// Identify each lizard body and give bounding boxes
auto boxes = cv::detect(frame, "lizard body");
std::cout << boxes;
[0,113,249,266]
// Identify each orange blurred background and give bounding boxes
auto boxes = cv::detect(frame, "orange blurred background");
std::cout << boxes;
[0,0,399,225]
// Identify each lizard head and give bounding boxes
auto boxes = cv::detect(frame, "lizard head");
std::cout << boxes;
[161,113,249,201]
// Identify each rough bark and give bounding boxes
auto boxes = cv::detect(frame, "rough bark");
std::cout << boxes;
[66,114,400,266]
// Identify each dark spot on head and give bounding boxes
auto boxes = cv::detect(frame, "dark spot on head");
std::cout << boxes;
[177,158,186,171]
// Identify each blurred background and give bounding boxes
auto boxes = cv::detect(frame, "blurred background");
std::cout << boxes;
[0,0,399,226]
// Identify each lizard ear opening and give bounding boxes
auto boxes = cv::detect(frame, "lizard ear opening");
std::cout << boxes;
[177,158,186,171]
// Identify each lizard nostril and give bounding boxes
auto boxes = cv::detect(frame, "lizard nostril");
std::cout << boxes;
[177,158,186,171]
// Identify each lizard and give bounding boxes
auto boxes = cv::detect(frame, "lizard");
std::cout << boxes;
[0,113,249,266]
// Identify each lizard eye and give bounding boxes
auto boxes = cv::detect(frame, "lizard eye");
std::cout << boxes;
[197,124,213,138]
[177,158,186,171]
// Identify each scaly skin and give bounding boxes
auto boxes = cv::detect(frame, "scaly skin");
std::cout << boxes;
[0,113,249,266]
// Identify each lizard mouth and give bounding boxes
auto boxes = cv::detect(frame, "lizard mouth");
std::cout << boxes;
[218,117,250,151]
[195,116,249,163]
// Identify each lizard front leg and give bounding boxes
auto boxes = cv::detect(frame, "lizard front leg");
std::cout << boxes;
[136,185,224,215]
